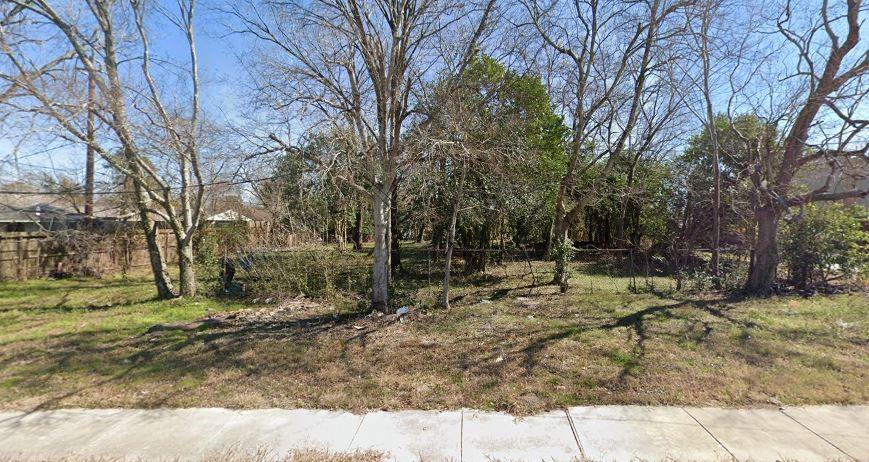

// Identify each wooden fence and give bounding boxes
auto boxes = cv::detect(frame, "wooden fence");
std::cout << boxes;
[0,230,178,281]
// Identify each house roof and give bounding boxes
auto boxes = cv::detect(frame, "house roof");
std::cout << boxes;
[205,207,272,223]
[0,203,83,223]
[242,207,272,222]
[206,210,252,222]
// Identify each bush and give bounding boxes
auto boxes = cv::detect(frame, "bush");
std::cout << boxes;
[194,221,252,294]
[781,204,868,290]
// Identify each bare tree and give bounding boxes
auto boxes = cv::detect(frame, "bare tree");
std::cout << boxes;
[84,57,95,220]
[0,0,206,297]
[521,0,691,285]
[417,61,526,308]
[678,0,725,284]
[231,0,495,311]
[733,0,868,294]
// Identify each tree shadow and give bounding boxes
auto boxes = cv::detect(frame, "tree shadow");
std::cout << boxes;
[516,300,685,383]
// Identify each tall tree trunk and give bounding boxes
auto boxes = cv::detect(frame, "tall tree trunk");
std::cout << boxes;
[177,237,196,297]
[138,209,175,299]
[464,222,489,274]
[546,187,567,258]
[699,0,721,288]
[371,186,391,312]
[441,161,467,309]
[336,203,346,251]
[390,185,401,273]
[84,65,95,220]
[341,202,348,250]
[550,206,572,284]
[124,142,174,299]
[627,199,642,248]
[745,206,779,295]
[545,216,555,257]
[710,160,721,286]
[352,202,363,250]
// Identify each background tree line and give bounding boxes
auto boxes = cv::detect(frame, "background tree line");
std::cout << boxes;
[1,0,866,309]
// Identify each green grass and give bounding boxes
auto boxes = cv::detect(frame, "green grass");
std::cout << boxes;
[0,259,866,414]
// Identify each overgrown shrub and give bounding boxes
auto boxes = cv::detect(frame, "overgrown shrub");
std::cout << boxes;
[781,204,868,290]
[237,250,371,302]
[194,221,252,293]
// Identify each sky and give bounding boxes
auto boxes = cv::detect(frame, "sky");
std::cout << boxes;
[1,0,866,192]
[0,2,252,185]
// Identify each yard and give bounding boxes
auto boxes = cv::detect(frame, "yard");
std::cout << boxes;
[1,253,866,414]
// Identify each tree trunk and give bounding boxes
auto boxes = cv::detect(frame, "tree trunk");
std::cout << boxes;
[341,204,348,250]
[140,216,175,299]
[84,65,95,219]
[615,204,627,247]
[546,191,567,258]
[390,185,401,273]
[352,202,364,250]
[464,223,489,274]
[711,166,721,287]
[371,186,391,312]
[744,206,779,295]
[441,161,467,309]
[699,3,721,289]
[627,200,642,248]
[675,191,693,291]
[545,216,555,258]
[551,211,570,284]
[177,237,196,297]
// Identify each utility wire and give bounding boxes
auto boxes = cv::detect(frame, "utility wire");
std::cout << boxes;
[0,169,301,196]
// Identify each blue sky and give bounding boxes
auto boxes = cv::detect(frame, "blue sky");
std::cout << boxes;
[1,0,866,189]
[0,2,251,184]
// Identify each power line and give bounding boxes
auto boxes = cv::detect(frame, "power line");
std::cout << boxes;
[0,170,299,196]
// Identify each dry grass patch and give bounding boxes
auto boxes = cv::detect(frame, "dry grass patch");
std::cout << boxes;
[0,263,866,413]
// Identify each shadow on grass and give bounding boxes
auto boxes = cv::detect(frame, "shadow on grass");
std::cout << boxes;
[1,301,391,412]
[2,270,855,413]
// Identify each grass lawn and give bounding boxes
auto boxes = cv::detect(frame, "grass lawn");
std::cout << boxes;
[0,259,866,414]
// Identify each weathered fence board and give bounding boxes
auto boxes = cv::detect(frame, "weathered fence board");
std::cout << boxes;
[0,230,178,281]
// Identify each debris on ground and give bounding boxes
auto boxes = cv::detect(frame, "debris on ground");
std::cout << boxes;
[208,297,323,324]
[515,296,540,308]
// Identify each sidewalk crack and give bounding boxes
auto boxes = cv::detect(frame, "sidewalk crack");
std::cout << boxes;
[459,408,464,462]
[347,413,365,450]
[682,408,736,461]
[563,408,586,461]
[779,408,855,461]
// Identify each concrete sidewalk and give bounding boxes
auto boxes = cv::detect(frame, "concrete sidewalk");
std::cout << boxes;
[0,405,866,461]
